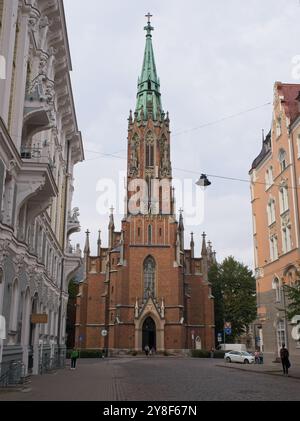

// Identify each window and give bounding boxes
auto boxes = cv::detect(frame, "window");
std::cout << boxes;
[9,279,19,332]
[277,320,286,355]
[0,268,4,316]
[279,149,287,172]
[282,225,292,254]
[276,118,282,138]
[279,186,289,214]
[145,132,155,168]
[297,135,300,159]
[270,236,278,261]
[138,227,141,237]
[159,228,162,237]
[265,167,273,190]
[267,199,276,225]
[143,256,156,299]
[148,225,152,245]
[146,144,154,167]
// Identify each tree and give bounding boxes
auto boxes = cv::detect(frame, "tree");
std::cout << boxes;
[209,256,257,343]
[283,281,300,320]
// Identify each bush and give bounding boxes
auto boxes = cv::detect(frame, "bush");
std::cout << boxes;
[191,350,210,358]
[213,351,226,359]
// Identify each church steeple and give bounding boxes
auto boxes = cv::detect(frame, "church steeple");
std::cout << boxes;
[136,13,163,121]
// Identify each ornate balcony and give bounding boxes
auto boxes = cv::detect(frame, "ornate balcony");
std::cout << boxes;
[67,208,81,237]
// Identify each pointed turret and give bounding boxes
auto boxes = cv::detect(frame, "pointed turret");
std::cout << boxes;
[178,209,184,251]
[84,229,90,255]
[97,230,102,257]
[190,232,195,259]
[108,206,115,250]
[135,13,163,121]
[201,232,207,256]
[201,232,208,282]
[84,230,90,277]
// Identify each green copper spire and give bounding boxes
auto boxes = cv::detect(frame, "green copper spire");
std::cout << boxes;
[136,13,164,121]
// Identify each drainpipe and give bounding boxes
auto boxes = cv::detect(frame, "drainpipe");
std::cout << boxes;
[57,140,70,363]
[285,129,300,351]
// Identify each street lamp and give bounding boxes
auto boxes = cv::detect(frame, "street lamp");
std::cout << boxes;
[196,174,211,188]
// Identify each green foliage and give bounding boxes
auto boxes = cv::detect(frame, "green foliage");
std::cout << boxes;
[68,279,78,299]
[213,351,226,359]
[209,256,257,342]
[284,282,300,320]
[191,350,210,358]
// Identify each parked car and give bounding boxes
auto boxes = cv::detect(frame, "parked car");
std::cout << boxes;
[224,351,255,364]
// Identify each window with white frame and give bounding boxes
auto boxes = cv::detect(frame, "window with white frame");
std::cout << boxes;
[267,199,276,225]
[276,320,286,354]
[279,149,287,172]
[297,135,300,159]
[279,186,289,213]
[265,167,274,190]
[276,118,282,138]
[9,278,19,332]
[273,278,281,302]
[270,236,278,261]
[282,225,292,254]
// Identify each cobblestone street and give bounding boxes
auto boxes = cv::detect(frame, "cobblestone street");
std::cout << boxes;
[0,358,300,401]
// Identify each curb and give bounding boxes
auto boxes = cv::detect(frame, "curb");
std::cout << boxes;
[216,364,300,380]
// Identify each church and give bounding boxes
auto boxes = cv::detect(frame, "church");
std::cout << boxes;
[75,16,215,355]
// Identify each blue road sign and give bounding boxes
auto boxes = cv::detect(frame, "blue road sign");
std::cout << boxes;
[224,328,232,335]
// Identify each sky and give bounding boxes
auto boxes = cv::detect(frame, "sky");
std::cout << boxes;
[64,0,300,268]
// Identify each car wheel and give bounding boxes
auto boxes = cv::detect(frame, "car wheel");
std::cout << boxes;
[226,357,231,363]
[244,359,249,364]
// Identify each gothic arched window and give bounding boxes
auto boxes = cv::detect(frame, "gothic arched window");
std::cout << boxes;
[145,132,154,168]
[144,256,156,299]
[148,225,152,245]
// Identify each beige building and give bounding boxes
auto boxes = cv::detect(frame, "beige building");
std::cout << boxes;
[0,0,84,381]
[250,82,300,361]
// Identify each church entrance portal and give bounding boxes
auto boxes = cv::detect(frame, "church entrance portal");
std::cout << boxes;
[142,317,156,351]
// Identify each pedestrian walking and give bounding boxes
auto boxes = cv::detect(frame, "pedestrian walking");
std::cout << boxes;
[280,343,291,376]
[210,348,215,359]
[144,345,150,357]
[71,348,79,370]
[254,350,260,364]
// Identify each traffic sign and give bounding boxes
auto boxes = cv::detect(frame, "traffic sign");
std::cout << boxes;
[224,328,232,335]
[217,333,222,343]
[224,322,231,329]
[79,335,84,342]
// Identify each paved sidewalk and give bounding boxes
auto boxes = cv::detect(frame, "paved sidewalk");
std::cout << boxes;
[217,361,300,380]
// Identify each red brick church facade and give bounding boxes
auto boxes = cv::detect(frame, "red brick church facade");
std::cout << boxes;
[75,18,215,355]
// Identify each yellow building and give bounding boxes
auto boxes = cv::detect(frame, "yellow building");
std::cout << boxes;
[250,82,300,361]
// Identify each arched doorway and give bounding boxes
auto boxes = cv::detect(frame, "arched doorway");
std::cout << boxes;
[142,317,156,351]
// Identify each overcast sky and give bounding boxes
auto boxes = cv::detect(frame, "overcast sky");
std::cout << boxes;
[64,0,300,267]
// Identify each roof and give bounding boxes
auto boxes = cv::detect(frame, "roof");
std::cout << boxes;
[276,82,300,124]
[251,130,272,171]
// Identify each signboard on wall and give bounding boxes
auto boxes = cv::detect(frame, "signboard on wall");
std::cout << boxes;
[31,314,48,324]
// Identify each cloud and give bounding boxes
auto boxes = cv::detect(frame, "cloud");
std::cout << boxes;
[64,0,300,266]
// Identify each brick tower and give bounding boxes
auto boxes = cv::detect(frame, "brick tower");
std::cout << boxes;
[75,16,215,355]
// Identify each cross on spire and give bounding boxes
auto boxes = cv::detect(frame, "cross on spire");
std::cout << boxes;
[145,12,153,24]
[144,12,154,36]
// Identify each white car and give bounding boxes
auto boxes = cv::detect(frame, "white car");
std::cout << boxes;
[224,351,255,364]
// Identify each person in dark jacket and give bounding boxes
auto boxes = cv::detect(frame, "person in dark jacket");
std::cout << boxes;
[280,343,290,376]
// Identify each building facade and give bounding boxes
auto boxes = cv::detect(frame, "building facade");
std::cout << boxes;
[75,19,215,355]
[0,0,84,379]
[250,82,300,361]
